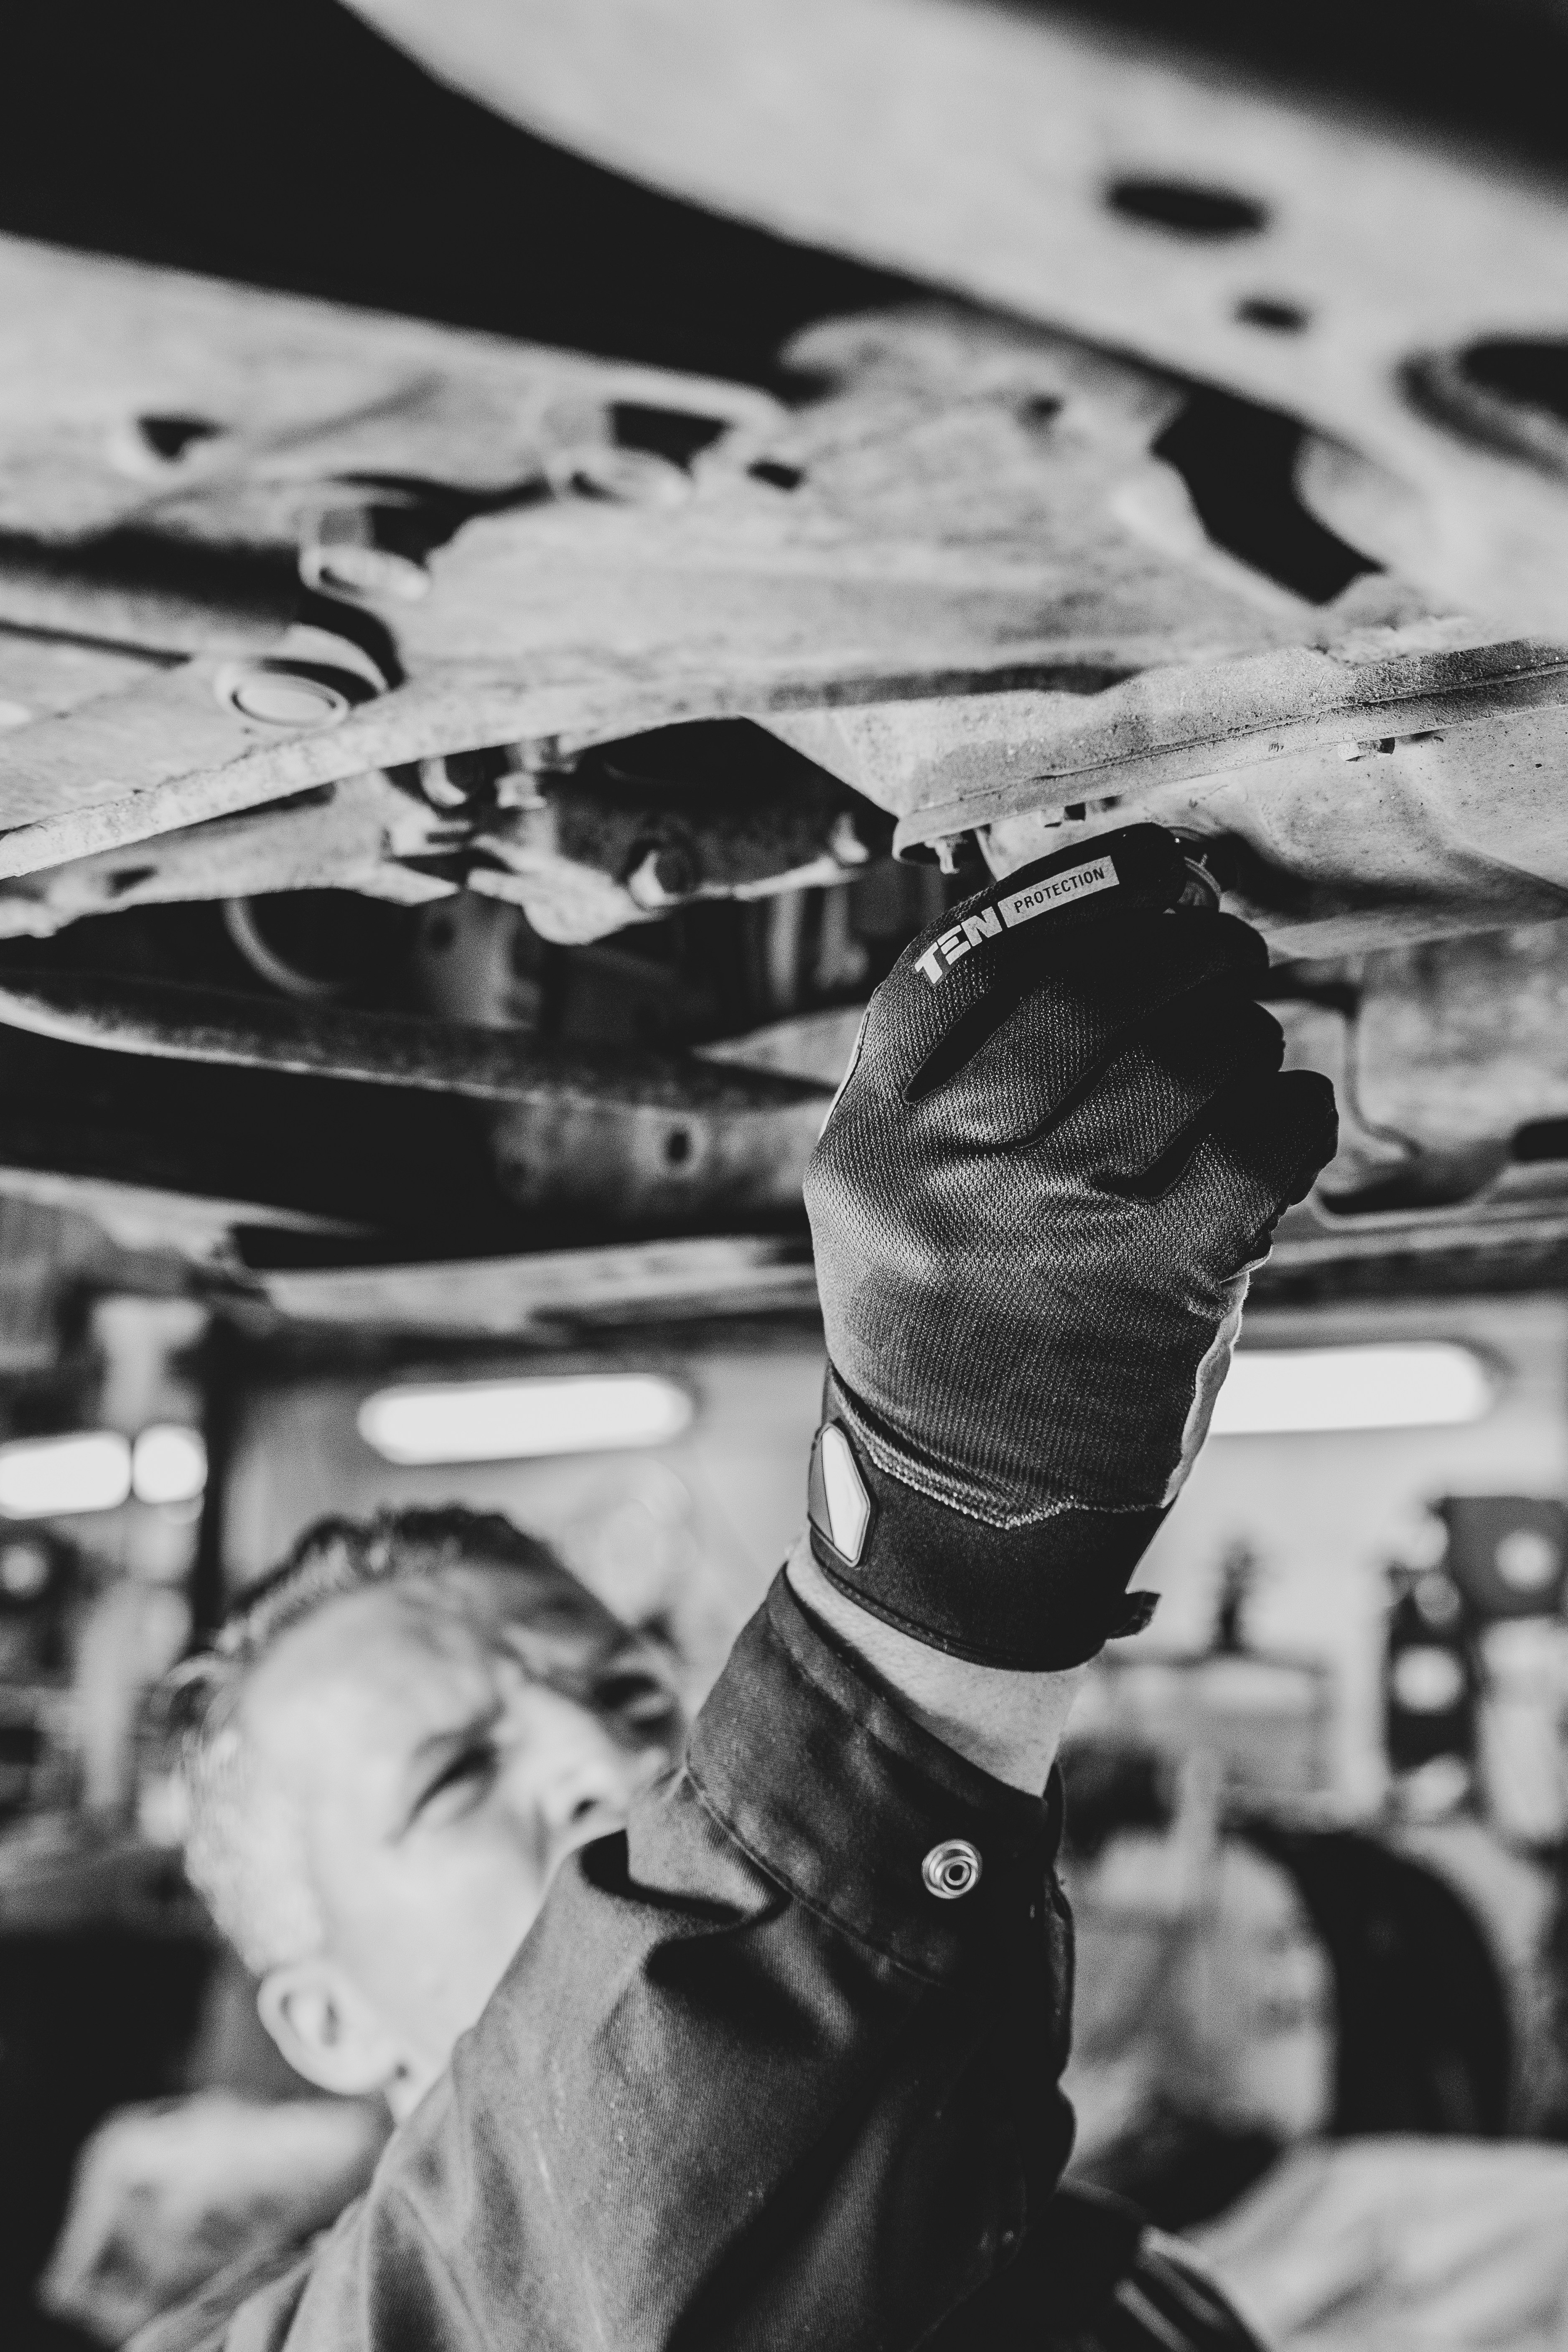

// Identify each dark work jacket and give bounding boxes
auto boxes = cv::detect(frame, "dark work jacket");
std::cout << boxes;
[138,1570,1097,2352]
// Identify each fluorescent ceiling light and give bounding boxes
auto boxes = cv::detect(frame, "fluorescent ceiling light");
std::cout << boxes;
[358,1374,694,1466]
[0,1431,132,1518]
[1210,1343,1492,1437]
[132,1424,208,1506]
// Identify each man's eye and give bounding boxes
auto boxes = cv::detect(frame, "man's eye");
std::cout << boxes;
[416,1742,497,1819]
[593,1670,664,1717]
[591,1665,680,1739]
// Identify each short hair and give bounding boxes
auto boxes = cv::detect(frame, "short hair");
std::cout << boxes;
[162,1506,682,1975]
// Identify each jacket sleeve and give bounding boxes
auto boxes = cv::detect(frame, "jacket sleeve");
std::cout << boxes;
[210,1570,1077,2352]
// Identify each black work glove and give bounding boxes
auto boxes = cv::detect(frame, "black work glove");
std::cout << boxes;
[802,825,1336,1670]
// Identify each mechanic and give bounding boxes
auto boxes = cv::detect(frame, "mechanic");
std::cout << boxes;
[139,825,1336,2350]
[58,1505,1251,2350]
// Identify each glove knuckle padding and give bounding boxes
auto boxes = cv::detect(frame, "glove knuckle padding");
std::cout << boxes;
[803,827,1340,1669]
[900,907,1268,1113]
[1020,993,1287,1182]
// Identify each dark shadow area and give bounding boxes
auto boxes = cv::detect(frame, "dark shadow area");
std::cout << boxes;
[1154,389,1380,604]
[1466,340,1568,423]
[1041,0,1568,180]
[0,1929,216,2352]
[5,3,1561,405]
[1105,176,1269,237]
[0,0,914,390]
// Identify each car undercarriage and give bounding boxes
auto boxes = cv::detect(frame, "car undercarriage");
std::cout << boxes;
[3,0,1568,1357]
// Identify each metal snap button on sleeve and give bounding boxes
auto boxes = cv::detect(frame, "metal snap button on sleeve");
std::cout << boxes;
[922,1838,982,1899]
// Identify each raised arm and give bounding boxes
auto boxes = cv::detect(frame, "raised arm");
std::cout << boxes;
[181,826,1331,2352]
[792,823,1334,1785]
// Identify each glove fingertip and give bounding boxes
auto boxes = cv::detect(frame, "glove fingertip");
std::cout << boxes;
[1247,1070,1339,1213]
[1201,1065,1338,1214]
[1275,1067,1340,1191]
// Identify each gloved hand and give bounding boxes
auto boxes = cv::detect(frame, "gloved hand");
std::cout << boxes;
[802,825,1336,1670]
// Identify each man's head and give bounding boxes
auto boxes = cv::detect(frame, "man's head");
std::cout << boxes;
[168,1507,682,2117]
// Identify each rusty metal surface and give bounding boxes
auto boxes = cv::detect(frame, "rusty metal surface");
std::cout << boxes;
[1263,938,1568,1280]
[0,967,830,1228]
[0,237,1562,969]
[0,1021,516,1256]
[0,275,1482,895]
[1356,928,1568,1156]
[448,721,882,945]
[0,774,454,939]
[339,0,1568,626]
[0,967,826,1111]
[0,231,775,547]
[0,1164,359,1262]
[0,25,1565,1311]
[975,681,1568,960]
[256,1235,818,1336]
[484,1089,820,1223]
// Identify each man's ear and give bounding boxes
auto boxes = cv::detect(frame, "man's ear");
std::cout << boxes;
[257,1958,404,2100]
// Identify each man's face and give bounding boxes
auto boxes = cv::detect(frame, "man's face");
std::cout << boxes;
[240,1565,675,2100]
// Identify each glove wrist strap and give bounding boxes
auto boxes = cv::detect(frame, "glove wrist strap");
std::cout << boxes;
[807,1375,1160,1671]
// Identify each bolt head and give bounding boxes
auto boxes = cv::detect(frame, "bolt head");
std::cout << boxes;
[215,662,352,729]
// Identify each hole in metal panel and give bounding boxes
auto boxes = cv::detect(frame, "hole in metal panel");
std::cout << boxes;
[1235,296,1310,333]
[1512,1118,1568,1165]
[1105,177,1269,238]
[611,404,729,467]
[1154,390,1379,603]
[136,414,224,463]
[747,459,804,491]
